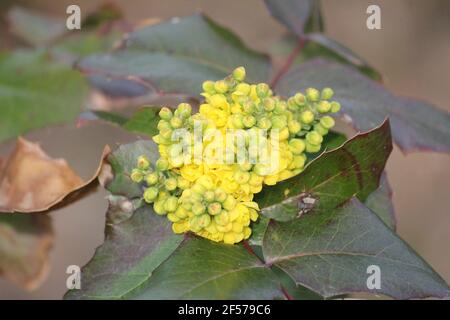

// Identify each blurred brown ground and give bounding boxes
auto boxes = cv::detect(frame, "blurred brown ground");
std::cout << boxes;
[0,0,449,299]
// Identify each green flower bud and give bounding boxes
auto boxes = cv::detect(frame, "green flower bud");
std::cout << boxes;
[271,115,287,129]
[288,139,306,155]
[263,98,275,111]
[235,83,250,95]
[294,93,306,106]
[274,101,287,114]
[202,80,215,94]
[145,172,159,185]
[156,158,169,171]
[215,189,227,203]
[175,206,188,219]
[157,119,171,131]
[165,196,179,212]
[177,177,190,190]
[164,177,178,191]
[330,101,341,113]
[159,107,173,120]
[192,202,206,216]
[223,195,237,211]
[197,214,211,228]
[160,128,173,140]
[317,101,331,113]
[300,110,315,124]
[306,88,320,102]
[131,168,144,183]
[239,162,252,171]
[214,80,229,93]
[214,211,230,226]
[154,200,167,215]
[288,120,301,134]
[233,170,250,184]
[256,83,269,98]
[208,202,222,215]
[232,66,246,81]
[320,116,335,129]
[243,101,255,114]
[170,116,183,129]
[204,190,216,202]
[287,97,298,111]
[175,103,192,118]
[321,87,334,100]
[305,141,321,153]
[314,123,329,136]
[137,155,150,170]
[306,131,323,145]
[257,117,272,129]
[143,187,159,203]
[243,115,256,128]
[167,213,180,223]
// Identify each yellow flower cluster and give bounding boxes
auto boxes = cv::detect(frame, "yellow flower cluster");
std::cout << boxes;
[131,67,340,244]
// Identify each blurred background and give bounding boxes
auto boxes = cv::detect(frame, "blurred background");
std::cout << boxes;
[0,0,449,299]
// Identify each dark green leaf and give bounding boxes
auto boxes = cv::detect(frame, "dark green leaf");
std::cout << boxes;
[263,198,450,299]
[257,120,392,221]
[122,107,160,137]
[0,50,88,143]
[7,7,66,46]
[276,59,450,153]
[64,206,183,299]
[130,236,284,299]
[365,173,396,230]
[106,140,159,198]
[264,0,315,36]
[78,14,270,98]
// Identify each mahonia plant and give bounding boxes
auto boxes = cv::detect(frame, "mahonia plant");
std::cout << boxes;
[130,67,340,244]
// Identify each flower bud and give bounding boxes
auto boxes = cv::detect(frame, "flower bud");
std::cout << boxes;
[164,177,178,191]
[159,107,173,120]
[232,66,246,81]
[317,101,331,113]
[300,110,315,124]
[263,98,275,111]
[235,83,250,95]
[320,116,335,129]
[153,200,167,215]
[145,172,159,185]
[131,169,144,183]
[330,101,341,113]
[192,202,206,216]
[215,189,228,202]
[294,93,306,106]
[197,214,212,228]
[137,155,150,170]
[214,211,230,226]
[306,131,323,145]
[176,103,192,118]
[257,117,272,130]
[156,158,169,171]
[321,87,334,100]
[202,80,215,94]
[313,123,328,136]
[143,187,159,203]
[271,115,287,129]
[214,80,229,93]
[170,116,183,129]
[243,115,256,128]
[288,120,301,134]
[305,141,321,153]
[165,196,178,212]
[306,88,320,102]
[208,202,222,215]
[288,139,306,155]
[256,83,269,98]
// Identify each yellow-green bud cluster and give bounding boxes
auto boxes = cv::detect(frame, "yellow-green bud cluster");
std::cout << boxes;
[132,67,341,244]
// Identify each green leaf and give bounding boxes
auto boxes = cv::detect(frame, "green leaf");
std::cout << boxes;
[7,7,66,46]
[263,198,450,299]
[78,14,270,98]
[365,173,396,230]
[275,59,450,153]
[256,120,392,221]
[264,0,315,36]
[122,107,160,137]
[0,50,89,143]
[129,236,284,299]
[64,205,183,299]
[106,140,159,198]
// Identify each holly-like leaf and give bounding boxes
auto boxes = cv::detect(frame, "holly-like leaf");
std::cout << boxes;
[256,120,392,221]
[64,205,183,299]
[105,140,159,198]
[264,0,315,36]
[7,7,66,46]
[275,59,450,153]
[365,173,396,230]
[263,198,450,299]
[78,14,270,98]
[129,236,284,299]
[0,214,53,290]
[0,50,89,144]
[122,107,160,137]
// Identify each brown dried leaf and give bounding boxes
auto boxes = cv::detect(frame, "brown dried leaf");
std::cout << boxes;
[0,137,110,213]
[0,214,53,291]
